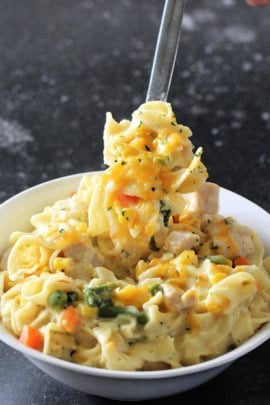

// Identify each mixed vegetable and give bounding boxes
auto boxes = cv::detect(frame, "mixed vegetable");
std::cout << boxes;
[19,252,250,351]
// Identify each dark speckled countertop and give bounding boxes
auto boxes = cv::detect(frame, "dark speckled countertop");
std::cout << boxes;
[0,0,270,404]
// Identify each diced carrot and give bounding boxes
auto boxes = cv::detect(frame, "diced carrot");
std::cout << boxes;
[233,256,249,266]
[60,306,81,334]
[255,281,261,291]
[19,325,43,350]
[118,194,140,206]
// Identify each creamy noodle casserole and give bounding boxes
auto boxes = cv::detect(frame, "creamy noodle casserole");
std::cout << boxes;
[1,101,270,371]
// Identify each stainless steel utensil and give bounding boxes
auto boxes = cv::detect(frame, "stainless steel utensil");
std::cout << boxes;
[146,0,187,102]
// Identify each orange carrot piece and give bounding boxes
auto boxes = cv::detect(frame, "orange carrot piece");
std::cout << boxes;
[118,194,140,206]
[233,256,249,266]
[255,280,261,291]
[19,325,43,350]
[60,306,81,334]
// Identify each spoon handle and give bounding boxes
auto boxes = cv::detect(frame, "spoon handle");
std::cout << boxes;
[146,0,187,102]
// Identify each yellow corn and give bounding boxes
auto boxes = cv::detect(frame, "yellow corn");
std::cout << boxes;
[53,257,73,271]
[77,303,98,318]
[210,273,227,284]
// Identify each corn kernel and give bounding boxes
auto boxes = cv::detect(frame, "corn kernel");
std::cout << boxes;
[53,257,73,271]
[77,303,98,318]
[210,273,227,284]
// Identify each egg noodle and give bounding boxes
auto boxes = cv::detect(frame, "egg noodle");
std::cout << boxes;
[1,101,270,370]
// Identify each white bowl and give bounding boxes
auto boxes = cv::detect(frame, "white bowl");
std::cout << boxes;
[1,173,270,401]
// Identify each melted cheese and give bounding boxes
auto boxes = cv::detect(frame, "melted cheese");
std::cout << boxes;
[1,101,269,372]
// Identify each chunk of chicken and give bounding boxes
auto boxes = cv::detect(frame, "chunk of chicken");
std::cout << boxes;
[181,289,197,308]
[230,224,254,257]
[63,243,104,267]
[43,326,76,361]
[162,284,182,312]
[164,231,200,255]
[183,182,219,216]
[201,215,254,259]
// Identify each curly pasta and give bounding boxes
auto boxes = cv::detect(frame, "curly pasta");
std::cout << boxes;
[1,101,270,371]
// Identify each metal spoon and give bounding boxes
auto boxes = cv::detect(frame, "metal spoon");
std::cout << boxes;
[146,0,187,102]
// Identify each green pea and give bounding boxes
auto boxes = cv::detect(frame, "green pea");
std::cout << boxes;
[207,255,231,265]
[149,283,163,296]
[48,290,68,309]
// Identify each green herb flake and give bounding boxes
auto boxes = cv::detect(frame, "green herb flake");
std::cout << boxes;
[159,200,171,227]
[225,217,234,225]
[121,249,130,258]
[149,236,160,252]
[195,151,202,157]
[120,209,129,221]
[155,155,170,166]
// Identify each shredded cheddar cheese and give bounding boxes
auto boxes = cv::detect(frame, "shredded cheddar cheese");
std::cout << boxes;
[0,101,269,372]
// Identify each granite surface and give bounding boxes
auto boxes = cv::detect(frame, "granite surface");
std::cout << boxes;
[0,0,270,404]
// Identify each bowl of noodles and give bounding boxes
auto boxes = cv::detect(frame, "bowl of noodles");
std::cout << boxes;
[1,102,270,400]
